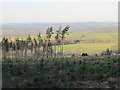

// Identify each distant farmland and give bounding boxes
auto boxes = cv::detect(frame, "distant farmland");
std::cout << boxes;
[1,32,118,55]
[63,43,117,55]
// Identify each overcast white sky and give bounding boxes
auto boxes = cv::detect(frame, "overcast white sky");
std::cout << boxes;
[0,0,119,23]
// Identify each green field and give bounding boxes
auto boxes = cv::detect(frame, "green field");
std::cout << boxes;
[1,32,118,55]
[42,32,118,42]
[2,32,117,41]
[63,43,117,55]
[56,32,118,54]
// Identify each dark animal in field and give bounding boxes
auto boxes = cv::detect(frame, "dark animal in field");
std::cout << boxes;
[81,53,88,56]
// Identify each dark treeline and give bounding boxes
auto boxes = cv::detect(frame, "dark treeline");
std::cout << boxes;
[1,25,70,59]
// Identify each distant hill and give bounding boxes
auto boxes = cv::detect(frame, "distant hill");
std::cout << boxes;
[1,22,117,36]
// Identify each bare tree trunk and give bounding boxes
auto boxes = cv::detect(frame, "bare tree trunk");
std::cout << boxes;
[56,45,58,58]
[58,45,60,58]
[30,47,33,58]
[51,47,53,57]
[2,48,6,59]
[54,44,56,58]
[43,46,45,58]
[35,47,37,59]
[18,50,20,59]
[62,39,64,57]
[49,46,53,58]
[24,47,27,59]
[60,42,62,57]
[15,46,17,59]
[11,49,13,59]
[45,40,48,58]
[21,49,23,59]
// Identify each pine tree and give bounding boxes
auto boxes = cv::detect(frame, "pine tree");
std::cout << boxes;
[45,27,54,58]
[55,27,61,58]
[37,33,43,58]
[2,37,9,59]
[25,34,32,59]
[61,25,70,57]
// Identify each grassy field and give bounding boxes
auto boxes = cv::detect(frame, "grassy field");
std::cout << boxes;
[1,32,118,41]
[63,43,118,55]
[1,32,118,55]
[57,32,118,55]
[2,55,119,88]
[38,32,118,42]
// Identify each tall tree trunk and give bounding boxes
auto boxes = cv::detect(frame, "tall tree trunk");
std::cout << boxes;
[62,39,64,57]
[30,48,32,59]
[43,46,45,58]
[15,45,17,59]
[51,47,53,57]
[11,49,13,59]
[34,47,36,59]
[54,44,56,58]
[24,46,27,59]
[2,48,6,59]
[58,44,60,58]
[60,42,62,57]
[18,50,20,59]
[21,49,23,59]
[45,40,48,58]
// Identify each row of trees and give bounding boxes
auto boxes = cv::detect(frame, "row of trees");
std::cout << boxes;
[1,25,70,59]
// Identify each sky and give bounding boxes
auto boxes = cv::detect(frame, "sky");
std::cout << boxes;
[0,0,119,23]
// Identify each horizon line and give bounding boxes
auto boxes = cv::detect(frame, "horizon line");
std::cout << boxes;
[1,21,118,24]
